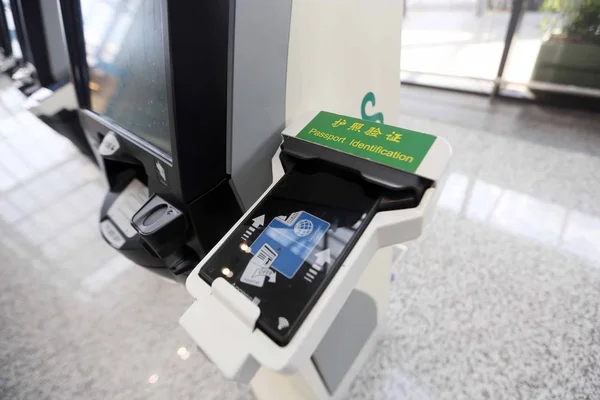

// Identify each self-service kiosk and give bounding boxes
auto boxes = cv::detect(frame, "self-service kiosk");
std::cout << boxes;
[4,0,37,90]
[0,1,11,63]
[60,0,404,278]
[180,111,452,399]
[13,0,79,115]
[0,0,92,160]
[0,0,17,73]
[57,1,453,398]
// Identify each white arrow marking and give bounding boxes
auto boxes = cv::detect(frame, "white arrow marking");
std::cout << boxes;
[252,214,265,228]
[314,249,331,267]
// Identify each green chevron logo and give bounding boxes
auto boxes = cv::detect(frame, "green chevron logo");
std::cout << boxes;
[361,92,384,124]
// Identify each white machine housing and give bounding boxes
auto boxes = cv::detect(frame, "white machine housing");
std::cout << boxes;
[0,55,16,73]
[181,111,452,399]
[227,0,404,209]
[23,82,78,117]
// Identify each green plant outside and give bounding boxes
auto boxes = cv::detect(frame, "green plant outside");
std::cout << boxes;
[541,0,600,44]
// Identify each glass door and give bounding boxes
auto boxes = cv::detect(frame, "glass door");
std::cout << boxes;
[501,0,600,98]
[400,0,600,100]
[401,0,515,93]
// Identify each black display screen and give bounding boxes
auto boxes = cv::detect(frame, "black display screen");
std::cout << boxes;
[81,0,172,155]
[199,164,385,346]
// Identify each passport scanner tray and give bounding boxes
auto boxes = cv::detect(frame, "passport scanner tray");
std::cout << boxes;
[180,111,452,381]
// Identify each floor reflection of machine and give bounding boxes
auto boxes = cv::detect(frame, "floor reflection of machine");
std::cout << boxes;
[59,0,403,279]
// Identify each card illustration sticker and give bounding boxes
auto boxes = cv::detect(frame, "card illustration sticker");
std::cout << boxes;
[240,243,278,288]
[250,211,330,279]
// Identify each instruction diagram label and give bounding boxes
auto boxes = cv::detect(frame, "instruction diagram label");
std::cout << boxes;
[240,243,278,287]
[250,211,330,279]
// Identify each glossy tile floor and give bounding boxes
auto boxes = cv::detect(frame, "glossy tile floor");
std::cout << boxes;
[1,77,600,399]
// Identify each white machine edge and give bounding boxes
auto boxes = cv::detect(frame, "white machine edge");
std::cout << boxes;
[179,299,259,382]
[26,83,78,117]
[212,277,260,330]
[0,57,17,73]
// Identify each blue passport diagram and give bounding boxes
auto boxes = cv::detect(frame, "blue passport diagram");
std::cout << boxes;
[250,211,330,279]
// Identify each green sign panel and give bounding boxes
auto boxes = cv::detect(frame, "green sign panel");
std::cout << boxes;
[296,111,436,173]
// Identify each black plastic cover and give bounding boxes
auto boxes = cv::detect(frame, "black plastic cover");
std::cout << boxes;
[280,134,432,197]
[131,194,186,259]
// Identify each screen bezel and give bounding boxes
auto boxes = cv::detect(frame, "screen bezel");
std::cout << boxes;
[62,0,234,204]
[80,0,177,162]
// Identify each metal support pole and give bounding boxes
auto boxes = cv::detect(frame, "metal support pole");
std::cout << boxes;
[492,0,525,97]
[476,0,486,17]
